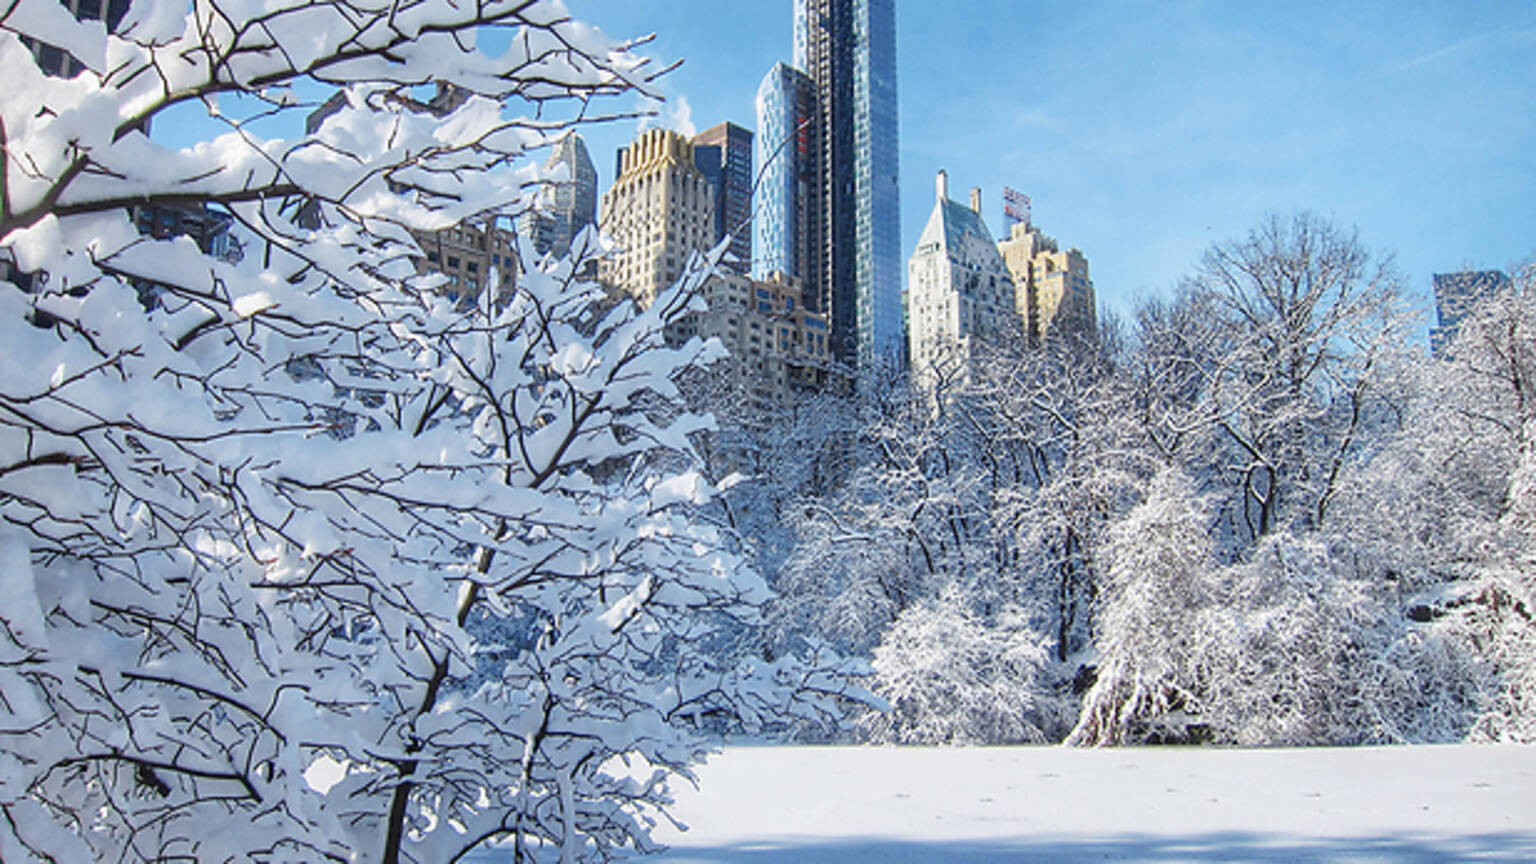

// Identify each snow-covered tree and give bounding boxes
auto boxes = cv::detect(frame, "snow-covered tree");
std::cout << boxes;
[762,334,1145,738]
[970,335,1146,665]
[1068,467,1217,746]
[765,369,987,659]
[0,2,857,861]
[694,384,861,599]
[1178,213,1413,550]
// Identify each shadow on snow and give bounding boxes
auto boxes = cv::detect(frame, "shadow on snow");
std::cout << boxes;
[641,831,1536,863]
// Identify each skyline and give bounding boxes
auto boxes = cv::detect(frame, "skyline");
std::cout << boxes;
[572,0,1536,335]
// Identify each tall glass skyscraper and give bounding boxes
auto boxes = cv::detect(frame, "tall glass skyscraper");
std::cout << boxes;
[850,0,903,369]
[756,0,901,371]
[753,63,816,288]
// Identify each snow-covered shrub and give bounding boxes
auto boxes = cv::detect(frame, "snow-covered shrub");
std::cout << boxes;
[1323,270,1536,743]
[1452,276,1536,742]
[1464,414,1536,741]
[1202,534,1479,746]
[863,591,1061,745]
[1074,492,1480,747]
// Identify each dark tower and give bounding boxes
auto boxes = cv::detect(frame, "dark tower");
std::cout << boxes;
[787,0,902,370]
[692,122,754,274]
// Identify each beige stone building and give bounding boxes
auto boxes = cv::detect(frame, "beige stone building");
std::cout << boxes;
[599,129,716,306]
[412,219,517,307]
[669,271,840,416]
[996,222,1095,344]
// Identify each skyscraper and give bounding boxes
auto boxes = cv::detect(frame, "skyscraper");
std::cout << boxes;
[997,221,1096,345]
[691,122,754,273]
[753,63,816,287]
[848,0,904,370]
[521,132,597,261]
[598,129,715,306]
[757,0,901,371]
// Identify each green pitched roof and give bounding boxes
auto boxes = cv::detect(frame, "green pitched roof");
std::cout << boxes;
[916,197,996,256]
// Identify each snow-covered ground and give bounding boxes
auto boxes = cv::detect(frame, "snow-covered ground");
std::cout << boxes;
[639,744,1536,862]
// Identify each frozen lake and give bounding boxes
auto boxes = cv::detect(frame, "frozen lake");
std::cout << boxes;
[467,743,1536,862]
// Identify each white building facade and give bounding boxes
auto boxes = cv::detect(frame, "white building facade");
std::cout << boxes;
[907,171,1019,383]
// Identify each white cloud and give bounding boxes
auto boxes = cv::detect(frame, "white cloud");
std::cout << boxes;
[637,93,695,138]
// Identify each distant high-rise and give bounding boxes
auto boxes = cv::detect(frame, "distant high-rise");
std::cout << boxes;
[1431,269,1512,356]
[691,123,754,273]
[666,271,840,426]
[305,85,514,307]
[22,0,130,77]
[757,0,901,370]
[522,132,597,260]
[753,63,817,286]
[907,172,1017,382]
[997,221,1096,344]
[599,129,715,306]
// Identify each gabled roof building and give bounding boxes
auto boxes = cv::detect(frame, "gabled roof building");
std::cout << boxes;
[907,171,1018,383]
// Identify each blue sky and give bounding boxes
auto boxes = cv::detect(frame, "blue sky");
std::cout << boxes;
[571,0,1536,331]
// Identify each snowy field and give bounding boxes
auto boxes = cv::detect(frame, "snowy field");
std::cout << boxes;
[576,744,1536,862]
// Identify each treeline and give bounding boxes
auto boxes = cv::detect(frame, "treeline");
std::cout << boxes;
[703,212,1534,747]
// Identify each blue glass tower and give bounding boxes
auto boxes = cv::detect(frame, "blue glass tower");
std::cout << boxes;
[758,0,900,371]
[852,0,903,368]
[692,122,755,274]
[753,63,816,286]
